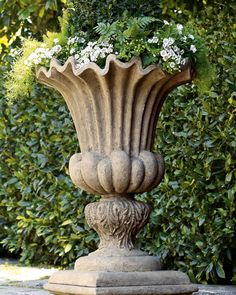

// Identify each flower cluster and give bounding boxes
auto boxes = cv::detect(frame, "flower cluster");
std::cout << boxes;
[147,36,159,44]
[24,40,62,67]
[23,36,114,71]
[159,36,186,70]
[22,20,201,76]
[6,14,212,101]
[74,41,114,69]
[144,22,200,72]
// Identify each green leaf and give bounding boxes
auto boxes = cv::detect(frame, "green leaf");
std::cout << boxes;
[39,6,45,18]
[61,220,73,226]
[232,275,236,285]
[64,244,72,253]
[225,172,232,183]
[216,262,226,279]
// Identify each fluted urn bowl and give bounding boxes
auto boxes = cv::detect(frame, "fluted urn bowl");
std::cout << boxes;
[37,54,193,197]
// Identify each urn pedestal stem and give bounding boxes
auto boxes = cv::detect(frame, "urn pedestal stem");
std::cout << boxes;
[85,196,151,252]
[37,55,197,295]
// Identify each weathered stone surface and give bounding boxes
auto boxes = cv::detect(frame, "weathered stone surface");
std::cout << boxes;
[45,270,198,295]
[2,281,236,295]
[69,150,164,195]
[37,55,193,258]
[37,55,192,197]
[37,55,195,295]
[46,285,195,295]
[75,254,161,272]
[195,285,236,295]
[85,197,150,250]
[0,286,48,294]
[75,196,161,272]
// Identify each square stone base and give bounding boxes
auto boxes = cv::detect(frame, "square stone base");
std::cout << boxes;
[44,270,198,295]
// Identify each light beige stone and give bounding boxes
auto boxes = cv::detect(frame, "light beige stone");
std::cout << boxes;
[45,270,198,295]
[75,255,161,272]
[37,55,193,258]
[37,55,195,295]
[37,55,192,196]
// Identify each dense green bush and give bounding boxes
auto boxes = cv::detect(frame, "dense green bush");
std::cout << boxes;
[0,0,66,41]
[137,1,236,284]
[0,84,98,266]
[0,0,235,284]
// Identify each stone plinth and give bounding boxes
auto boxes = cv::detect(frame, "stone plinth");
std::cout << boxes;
[44,270,198,295]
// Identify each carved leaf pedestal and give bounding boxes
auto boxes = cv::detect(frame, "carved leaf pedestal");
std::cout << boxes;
[37,55,198,295]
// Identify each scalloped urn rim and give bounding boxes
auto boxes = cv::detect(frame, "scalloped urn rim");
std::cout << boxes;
[36,54,182,81]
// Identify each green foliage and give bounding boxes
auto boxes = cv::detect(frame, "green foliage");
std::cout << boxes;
[5,11,70,102]
[193,45,215,95]
[5,9,212,101]
[95,15,157,39]
[69,0,162,37]
[43,10,70,48]
[137,0,236,284]
[5,40,40,102]
[0,0,67,45]
[0,0,235,285]
[0,84,97,266]
[138,85,236,283]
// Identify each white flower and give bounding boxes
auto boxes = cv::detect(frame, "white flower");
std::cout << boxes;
[82,57,90,64]
[88,41,96,47]
[147,36,159,44]
[68,37,74,45]
[190,45,197,53]
[169,62,176,68]
[53,38,59,44]
[181,58,187,65]
[24,60,30,66]
[78,37,85,43]
[177,24,183,33]
[35,48,44,54]
[34,58,41,65]
[160,50,168,57]
[167,49,175,58]
[189,34,195,40]
[174,9,182,14]
[163,20,169,25]
[182,36,187,42]
[74,41,113,69]
[163,37,175,47]
[175,56,182,65]
[51,45,62,54]
[70,48,76,54]
[28,52,37,60]
[68,36,80,45]
[173,46,180,52]
[100,52,106,59]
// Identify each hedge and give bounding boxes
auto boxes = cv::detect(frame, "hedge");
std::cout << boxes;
[0,0,235,284]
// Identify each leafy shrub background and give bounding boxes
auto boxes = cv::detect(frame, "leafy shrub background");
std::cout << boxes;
[0,0,235,284]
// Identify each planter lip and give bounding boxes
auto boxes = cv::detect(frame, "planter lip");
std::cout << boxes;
[36,53,193,81]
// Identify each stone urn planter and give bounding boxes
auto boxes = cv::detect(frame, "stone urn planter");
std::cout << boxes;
[37,54,197,295]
